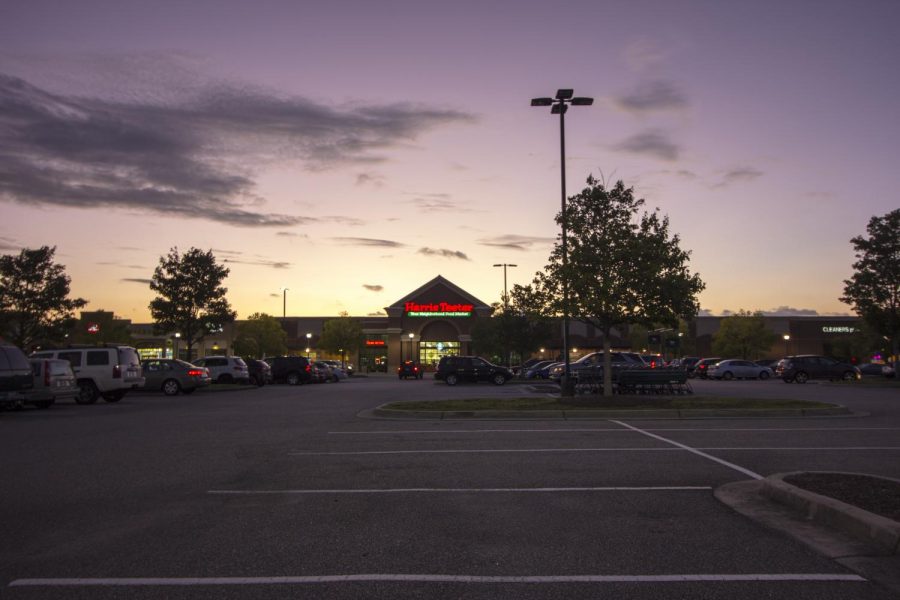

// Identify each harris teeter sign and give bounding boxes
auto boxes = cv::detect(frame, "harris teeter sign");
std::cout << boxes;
[405,301,474,317]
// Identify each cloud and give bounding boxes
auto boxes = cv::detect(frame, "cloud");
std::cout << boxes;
[121,278,152,285]
[223,258,291,269]
[614,130,680,161]
[762,306,820,316]
[418,247,470,260]
[367,310,386,316]
[623,39,670,72]
[0,236,21,251]
[276,231,308,238]
[362,284,383,292]
[98,262,146,270]
[0,72,474,227]
[355,172,385,187]
[403,192,460,212]
[477,234,555,251]
[269,293,280,298]
[333,237,405,248]
[614,80,688,114]
[714,167,763,188]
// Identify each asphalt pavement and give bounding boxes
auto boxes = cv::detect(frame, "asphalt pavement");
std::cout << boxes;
[1,375,898,599]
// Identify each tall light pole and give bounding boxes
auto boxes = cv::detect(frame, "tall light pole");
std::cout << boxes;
[492,263,518,310]
[306,332,312,359]
[281,287,288,319]
[531,89,593,396]
[783,334,791,356]
[408,332,415,364]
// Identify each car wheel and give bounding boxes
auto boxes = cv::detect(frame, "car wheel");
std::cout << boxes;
[76,381,99,405]
[841,371,856,381]
[162,379,181,396]
[492,373,507,386]
[758,371,770,380]
[794,371,809,384]
[398,374,403,380]
[722,371,734,381]
[445,373,459,386]
[102,390,126,402]
[286,372,301,386]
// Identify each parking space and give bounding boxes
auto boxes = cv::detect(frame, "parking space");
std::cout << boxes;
[2,378,899,599]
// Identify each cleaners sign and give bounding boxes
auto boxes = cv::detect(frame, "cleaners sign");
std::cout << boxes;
[405,301,473,317]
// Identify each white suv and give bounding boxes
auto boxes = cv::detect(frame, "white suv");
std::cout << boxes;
[194,356,250,384]
[31,346,144,404]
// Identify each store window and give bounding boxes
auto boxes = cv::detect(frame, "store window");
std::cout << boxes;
[419,341,460,370]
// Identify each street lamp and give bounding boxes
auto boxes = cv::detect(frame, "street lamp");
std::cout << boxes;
[306,332,312,358]
[173,332,181,360]
[532,88,593,396]
[492,263,518,310]
[408,332,415,364]
[281,287,288,319]
[783,334,791,356]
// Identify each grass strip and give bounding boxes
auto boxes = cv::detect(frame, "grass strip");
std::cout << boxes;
[385,396,837,412]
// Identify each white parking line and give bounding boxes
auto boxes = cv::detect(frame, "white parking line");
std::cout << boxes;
[289,447,900,456]
[328,427,900,435]
[610,421,765,480]
[9,573,866,586]
[207,486,713,495]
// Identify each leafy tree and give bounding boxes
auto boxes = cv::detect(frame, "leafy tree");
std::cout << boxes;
[233,313,287,358]
[0,246,87,349]
[841,209,900,372]
[711,310,778,359]
[149,247,236,357]
[318,313,362,366]
[470,303,504,364]
[533,176,705,396]
[68,310,134,345]
[505,284,554,367]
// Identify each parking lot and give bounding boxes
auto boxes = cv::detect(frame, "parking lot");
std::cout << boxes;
[1,376,898,599]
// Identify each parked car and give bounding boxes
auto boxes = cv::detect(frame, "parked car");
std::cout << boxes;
[140,359,211,396]
[244,359,272,386]
[676,357,700,374]
[776,355,861,383]
[524,361,556,379]
[641,354,664,368]
[858,363,889,377]
[884,363,896,378]
[569,352,647,381]
[754,359,780,371]
[310,361,331,383]
[321,360,349,380]
[313,361,343,382]
[269,356,312,385]
[26,358,78,408]
[30,345,144,404]
[707,359,773,380]
[1,341,35,410]
[397,360,423,380]
[193,356,250,384]
[434,355,513,386]
[693,357,723,380]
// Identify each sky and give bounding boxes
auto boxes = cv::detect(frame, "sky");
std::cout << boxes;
[1,0,898,323]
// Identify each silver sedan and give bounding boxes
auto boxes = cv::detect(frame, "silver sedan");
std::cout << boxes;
[707,359,774,380]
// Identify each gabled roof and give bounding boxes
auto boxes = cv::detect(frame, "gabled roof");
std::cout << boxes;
[386,275,492,310]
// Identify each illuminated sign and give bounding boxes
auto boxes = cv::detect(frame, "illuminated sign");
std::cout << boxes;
[365,340,386,346]
[822,326,856,333]
[404,301,473,317]
[86,323,100,334]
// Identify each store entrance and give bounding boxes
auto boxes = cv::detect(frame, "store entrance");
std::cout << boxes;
[359,347,389,373]
[419,341,459,371]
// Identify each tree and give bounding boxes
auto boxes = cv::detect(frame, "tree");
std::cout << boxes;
[711,310,778,359]
[0,246,87,349]
[505,284,553,366]
[533,176,705,396]
[149,247,236,357]
[841,209,900,373]
[318,313,362,366]
[233,313,287,358]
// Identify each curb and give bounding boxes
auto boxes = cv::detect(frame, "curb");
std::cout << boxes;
[761,472,900,555]
[371,404,851,420]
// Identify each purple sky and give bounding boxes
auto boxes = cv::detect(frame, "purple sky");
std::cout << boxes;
[1,0,898,322]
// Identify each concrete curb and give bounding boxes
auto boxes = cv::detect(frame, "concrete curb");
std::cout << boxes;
[761,471,900,555]
[371,404,851,420]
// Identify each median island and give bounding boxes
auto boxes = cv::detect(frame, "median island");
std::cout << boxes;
[376,396,847,418]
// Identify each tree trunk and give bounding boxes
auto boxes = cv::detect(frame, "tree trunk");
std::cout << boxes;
[603,333,613,397]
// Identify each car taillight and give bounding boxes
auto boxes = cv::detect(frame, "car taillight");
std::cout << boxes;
[305,365,311,372]
[414,367,418,372]
[113,365,122,378]
[187,369,204,377]
[44,360,50,386]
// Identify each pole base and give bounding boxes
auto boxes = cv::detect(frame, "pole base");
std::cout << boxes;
[560,374,576,397]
